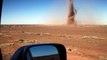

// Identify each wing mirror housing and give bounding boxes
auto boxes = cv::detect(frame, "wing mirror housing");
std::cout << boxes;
[11,43,66,60]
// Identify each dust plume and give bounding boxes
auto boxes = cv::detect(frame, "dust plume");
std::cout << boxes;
[67,0,76,25]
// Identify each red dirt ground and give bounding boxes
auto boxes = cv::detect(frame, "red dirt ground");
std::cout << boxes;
[0,25,107,60]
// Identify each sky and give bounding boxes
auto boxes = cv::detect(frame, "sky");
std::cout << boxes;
[1,0,107,25]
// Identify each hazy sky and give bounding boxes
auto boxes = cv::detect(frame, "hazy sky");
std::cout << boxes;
[1,0,107,25]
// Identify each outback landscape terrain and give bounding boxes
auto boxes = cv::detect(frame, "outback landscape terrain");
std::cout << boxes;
[0,25,107,60]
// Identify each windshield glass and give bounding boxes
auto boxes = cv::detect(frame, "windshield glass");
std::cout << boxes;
[1,0,107,60]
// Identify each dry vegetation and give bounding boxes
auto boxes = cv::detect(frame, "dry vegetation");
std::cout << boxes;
[0,25,107,60]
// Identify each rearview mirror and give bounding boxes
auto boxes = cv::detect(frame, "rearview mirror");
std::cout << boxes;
[11,43,66,60]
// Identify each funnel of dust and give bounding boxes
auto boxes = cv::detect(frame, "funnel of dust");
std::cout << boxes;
[67,0,76,25]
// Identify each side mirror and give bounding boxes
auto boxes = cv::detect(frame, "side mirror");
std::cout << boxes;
[29,45,60,60]
[11,43,66,60]
[0,48,3,60]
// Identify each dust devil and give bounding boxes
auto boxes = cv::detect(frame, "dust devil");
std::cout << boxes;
[67,0,77,25]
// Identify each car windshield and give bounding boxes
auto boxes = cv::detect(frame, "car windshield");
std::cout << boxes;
[1,0,107,60]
